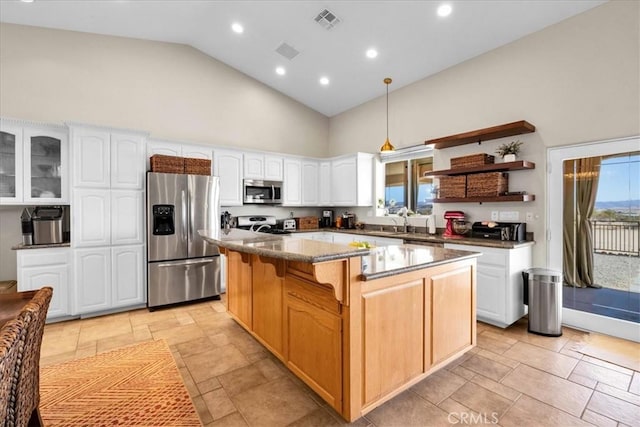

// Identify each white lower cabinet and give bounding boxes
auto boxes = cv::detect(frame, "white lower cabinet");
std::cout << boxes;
[112,245,145,308]
[75,245,145,315]
[444,243,532,328]
[75,247,111,314]
[17,248,72,320]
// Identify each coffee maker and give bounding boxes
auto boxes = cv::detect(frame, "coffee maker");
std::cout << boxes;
[321,210,333,228]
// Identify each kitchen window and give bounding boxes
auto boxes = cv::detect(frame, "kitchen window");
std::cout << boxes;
[379,146,434,216]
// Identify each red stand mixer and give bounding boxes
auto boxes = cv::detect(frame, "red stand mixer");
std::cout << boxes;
[443,211,466,238]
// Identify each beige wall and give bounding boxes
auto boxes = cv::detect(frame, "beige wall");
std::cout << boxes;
[330,1,640,264]
[0,23,329,156]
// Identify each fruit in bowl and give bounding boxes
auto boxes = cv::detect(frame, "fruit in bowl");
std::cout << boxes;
[349,241,374,249]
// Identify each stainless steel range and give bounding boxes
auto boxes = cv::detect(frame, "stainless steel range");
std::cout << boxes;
[236,215,292,235]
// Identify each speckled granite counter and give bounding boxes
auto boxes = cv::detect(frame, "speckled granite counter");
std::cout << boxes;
[293,228,535,249]
[199,229,479,279]
[362,244,479,280]
[199,228,369,263]
[11,242,71,250]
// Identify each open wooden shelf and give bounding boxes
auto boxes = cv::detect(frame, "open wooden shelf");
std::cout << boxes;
[425,121,535,149]
[434,194,536,203]
[424,160,535,177]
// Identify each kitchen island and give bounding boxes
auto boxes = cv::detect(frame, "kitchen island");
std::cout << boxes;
[200,228,480,422]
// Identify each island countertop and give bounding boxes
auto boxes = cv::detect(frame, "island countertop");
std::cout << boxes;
[199,229,480,279]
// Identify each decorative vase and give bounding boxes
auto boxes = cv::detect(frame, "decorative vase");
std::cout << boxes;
[503,154,516,163]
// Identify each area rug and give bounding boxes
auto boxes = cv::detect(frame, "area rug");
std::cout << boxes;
[578,333,640,372]
[39,339,202,426]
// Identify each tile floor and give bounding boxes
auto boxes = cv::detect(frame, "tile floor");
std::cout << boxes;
[40,299,640,427]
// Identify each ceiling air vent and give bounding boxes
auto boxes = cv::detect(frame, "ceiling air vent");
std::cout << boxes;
[275,42,300,60]
[314,8,341,30]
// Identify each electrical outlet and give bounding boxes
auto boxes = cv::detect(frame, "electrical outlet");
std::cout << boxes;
[499,211,519,221]
[491,211,499,221]
[526,212,534,221]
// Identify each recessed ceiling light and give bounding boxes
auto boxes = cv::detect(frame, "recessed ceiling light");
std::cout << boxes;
[437,4,452,17]
[231,22,244,34]
[275,67,286,76]
[319,76,330,86]
[366,49,378,59]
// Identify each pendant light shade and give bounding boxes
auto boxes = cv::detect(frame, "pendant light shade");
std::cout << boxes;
[380,77,395,152]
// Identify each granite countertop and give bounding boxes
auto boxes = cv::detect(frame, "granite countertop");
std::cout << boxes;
[362,244,480,281]
[198,229,369,263]
[11,242,71,250]
[292,228,535,249]
[199,229,480,279]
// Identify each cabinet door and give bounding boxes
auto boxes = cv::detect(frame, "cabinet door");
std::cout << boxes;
[111,190,143,245]
[301,160,319,206]
[24,127,69,203]
[112,245,145,308]
[146,140,182,170]
[111,132,145,189]
[318,161,331,206]
[431,262,475,365]
[213,149,243,206]
[0,123,23,203]
[74,247,111,314]
[243,153,264,179]
[73,189,111,247]
[475,264,506,324]
[226,250,252,329]
[182,144,213,160]
[330,157,357,206]
[16,248,73,319]
[252,255,284,357]
[264,155,284,181]
[285,288,342,411]
[72,128,110,188]
[283,158,302,206]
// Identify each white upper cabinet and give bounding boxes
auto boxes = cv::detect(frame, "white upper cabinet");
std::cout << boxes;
[301,159,319,206]
[182,144,213,160]
[283,158,302,206]
[73,189,111,247]
[244,153,284,181]
[264,155,284,181]
[213,148,243,206]
[1,119,69,204]
[111,133,145,189]
[111,190,144,245]
[72,126,146,190]
[330,153,373,206]
[147,139,181,158]
[319,161,331,206]
[72,128,110,188]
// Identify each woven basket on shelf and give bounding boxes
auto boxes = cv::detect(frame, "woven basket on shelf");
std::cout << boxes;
[450,153,495,169]
[150,155,184,173]
[439,175,466,198]
[184,158,211,175]
[466,172,508,197]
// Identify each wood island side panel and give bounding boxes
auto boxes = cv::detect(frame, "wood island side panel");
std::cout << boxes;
[226,250,252,330]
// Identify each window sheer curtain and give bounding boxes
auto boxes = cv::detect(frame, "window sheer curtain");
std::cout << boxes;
[563,157,601,287]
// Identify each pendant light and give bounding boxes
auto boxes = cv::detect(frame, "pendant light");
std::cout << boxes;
[380,77,395,152]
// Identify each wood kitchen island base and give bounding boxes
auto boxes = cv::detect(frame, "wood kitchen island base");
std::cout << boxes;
[222,248,477,422]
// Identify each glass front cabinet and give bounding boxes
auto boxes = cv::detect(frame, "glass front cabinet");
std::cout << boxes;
[0,119,69,204]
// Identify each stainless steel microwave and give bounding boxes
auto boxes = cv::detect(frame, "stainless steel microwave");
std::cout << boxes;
[243,179,282,204]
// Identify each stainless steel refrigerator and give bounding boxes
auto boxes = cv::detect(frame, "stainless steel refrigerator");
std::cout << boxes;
[147,172,222,309]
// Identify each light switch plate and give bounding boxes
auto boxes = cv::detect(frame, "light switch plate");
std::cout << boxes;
[491,211,499,221]
[499,211,519,221]
[526,212,534,221]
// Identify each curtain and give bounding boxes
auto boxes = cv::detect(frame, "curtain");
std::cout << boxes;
[563,157,601,287]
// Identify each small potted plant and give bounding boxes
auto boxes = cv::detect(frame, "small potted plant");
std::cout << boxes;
[495,140,523,162]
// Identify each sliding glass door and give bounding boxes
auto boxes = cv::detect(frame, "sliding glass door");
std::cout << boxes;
[548,137,639,341]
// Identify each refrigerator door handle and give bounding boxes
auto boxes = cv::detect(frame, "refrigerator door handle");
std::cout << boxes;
[188,187,194,244]
[181,189,188,245]
[156,257,216,268]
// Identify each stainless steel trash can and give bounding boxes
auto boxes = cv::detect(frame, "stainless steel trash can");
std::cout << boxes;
[523,268,563,336]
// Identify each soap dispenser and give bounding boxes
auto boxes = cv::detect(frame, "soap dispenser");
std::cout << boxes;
[426,214,436,235]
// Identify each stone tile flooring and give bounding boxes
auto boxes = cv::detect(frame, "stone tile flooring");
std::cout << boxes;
[40,299,640,426]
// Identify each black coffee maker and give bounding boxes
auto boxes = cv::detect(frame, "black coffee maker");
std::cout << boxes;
[321,210,333,228]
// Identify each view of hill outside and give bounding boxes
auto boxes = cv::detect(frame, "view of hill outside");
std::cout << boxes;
[593,152,639,220]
